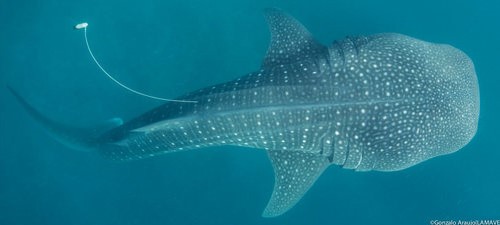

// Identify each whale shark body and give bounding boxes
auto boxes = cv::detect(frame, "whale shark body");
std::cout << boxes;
[11,8,479,217]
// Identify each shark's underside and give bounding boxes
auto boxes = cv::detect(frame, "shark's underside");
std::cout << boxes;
[11,8,479,217]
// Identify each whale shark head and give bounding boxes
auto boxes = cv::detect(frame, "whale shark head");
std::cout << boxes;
[259,9,479,216]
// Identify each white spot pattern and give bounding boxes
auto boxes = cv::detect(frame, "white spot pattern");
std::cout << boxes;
[97,9,479,218]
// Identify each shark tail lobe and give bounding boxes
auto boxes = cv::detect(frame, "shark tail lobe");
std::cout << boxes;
[8,86,123,151]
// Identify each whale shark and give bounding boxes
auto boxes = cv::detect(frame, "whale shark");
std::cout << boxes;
[10,8,479,217]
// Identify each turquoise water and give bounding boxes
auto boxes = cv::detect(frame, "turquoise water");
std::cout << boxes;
[1,0,498,224]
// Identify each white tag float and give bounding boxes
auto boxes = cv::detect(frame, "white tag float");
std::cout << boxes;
[74,22,88,30]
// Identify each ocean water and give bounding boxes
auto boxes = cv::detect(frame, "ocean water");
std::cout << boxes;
[0,0,498,224]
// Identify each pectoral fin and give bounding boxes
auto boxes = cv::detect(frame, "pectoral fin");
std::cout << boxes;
[262,8,327,68]
[263,150,329,217]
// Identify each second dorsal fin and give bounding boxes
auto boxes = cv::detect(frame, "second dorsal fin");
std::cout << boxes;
[262,8,327,68]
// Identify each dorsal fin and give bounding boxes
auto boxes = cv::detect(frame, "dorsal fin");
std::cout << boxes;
[262,150,329,217]
[262,8,327,68]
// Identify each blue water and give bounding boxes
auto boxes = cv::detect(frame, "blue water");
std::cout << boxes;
[1,0,498,224]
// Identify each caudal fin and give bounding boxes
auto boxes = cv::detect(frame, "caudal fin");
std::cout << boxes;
[8,86,122,151]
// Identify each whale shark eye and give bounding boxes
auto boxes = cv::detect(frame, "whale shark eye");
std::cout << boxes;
[75,22,197,103]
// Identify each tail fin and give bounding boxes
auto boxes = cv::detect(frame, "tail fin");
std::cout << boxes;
[8,86,122,151]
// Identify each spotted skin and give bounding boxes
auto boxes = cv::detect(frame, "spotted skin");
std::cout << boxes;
[13,8,479,217]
